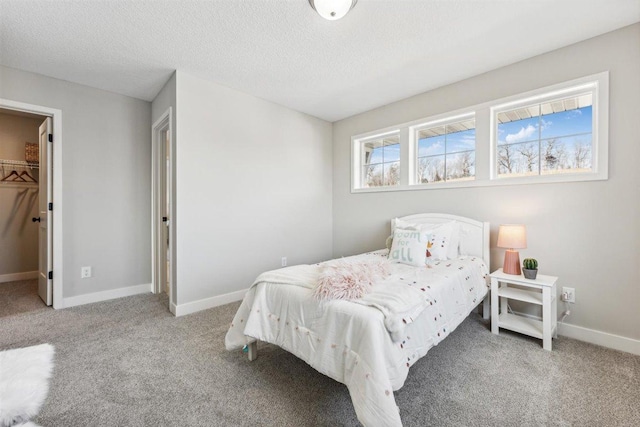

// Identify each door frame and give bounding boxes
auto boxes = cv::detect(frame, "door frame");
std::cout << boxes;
[151,107,175,313]
[0,98,63,309]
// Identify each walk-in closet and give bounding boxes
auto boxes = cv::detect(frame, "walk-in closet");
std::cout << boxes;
[0,108,47,316]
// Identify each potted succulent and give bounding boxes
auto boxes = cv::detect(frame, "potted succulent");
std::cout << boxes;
[522,258,538,280]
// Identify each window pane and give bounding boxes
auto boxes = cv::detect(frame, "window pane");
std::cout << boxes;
[497,141,540,177]
[541,135,592,174]
[362,164,383,187]
[446,151,475,181]
[383,140,400,162]
[417,156,444,183]
[418,135,445,157]
[417,125,446,140]
[497,104,540,146]
[383,162,400,186]
[497,117,540,146]
[362,135,399,166]
[447,128,476,154]
[416,118,475,183]
[540,105,592,139]
[497,104,540,124]
[363,140,383,165]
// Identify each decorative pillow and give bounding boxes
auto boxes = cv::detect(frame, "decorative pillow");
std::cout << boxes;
[0,344,54,427]
[424,221,461,260]
[422,221,455,261]
[392,218,459,261]
[388,226,430,266]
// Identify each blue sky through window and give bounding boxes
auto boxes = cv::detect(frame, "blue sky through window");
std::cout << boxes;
[418,128,476,157]
[497,99,593,176]
[498,105,592,145]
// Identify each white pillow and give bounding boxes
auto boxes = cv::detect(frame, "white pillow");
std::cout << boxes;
[392,218,459,261]
[425,221,460,260]
[391,217,418,231]
[388,226,429,267]
[447,221,461,259]
[422,221,457,261]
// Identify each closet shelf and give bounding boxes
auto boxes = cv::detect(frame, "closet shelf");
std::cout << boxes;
[0,159,39,168]
[1,159,39,184]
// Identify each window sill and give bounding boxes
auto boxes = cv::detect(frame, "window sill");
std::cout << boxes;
[351,171,607,194]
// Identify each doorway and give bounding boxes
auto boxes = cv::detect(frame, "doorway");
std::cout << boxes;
[152,108,174,312]
[0,98,63,309]
[0,107,52,313]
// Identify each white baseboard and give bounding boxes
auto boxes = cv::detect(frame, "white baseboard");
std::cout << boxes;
[510,309,640,356]
[0,271,39,283]
[63,283,153,308]
[173,288,247,317]
[558,323,640,356]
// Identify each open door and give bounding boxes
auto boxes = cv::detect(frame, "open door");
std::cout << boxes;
[37,117,53,305]
[152,108,173,311]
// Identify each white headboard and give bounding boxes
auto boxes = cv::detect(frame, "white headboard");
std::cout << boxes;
[393,213,490,268]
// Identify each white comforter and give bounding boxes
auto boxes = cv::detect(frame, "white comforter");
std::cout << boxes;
[225,250,489,426]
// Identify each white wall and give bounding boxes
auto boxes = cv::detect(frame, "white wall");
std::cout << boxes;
[0,112,41,277]
[332,24,640,341]
[0,65,152,298]
[174,71,333,307]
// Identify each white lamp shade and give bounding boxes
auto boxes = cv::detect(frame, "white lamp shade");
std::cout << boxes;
[497,224,527,249]
[309,0,357,20]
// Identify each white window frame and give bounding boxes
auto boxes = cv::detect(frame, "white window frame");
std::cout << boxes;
[350,72,608,193]
[489,72,608,184]
[352,129,402,191]
[409,112,476,187]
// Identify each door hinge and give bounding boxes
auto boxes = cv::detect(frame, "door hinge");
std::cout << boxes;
[48,271,53,280]
[48,202,53,211]
[48,133,53,143]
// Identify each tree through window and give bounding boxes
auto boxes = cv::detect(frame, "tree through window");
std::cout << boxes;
[496,94,593,178]
[361,134,400,188]
[415,118,476,184]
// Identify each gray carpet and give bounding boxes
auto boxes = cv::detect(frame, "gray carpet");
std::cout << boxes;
[1,286,639,427]
[0,279,47,317]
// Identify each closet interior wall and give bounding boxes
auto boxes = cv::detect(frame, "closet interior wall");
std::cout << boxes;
[0,111,42,280]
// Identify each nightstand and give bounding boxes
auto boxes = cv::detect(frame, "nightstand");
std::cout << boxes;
[490,268,558,351]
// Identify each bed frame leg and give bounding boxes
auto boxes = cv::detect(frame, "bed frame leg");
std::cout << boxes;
[247,341,258,361]
[482,294,490,320]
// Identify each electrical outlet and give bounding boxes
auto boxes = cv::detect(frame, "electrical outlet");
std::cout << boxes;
[81,266,92,279]
[562,287,575,303]
[281,257,287,267]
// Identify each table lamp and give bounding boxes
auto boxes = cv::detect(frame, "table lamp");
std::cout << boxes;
[497,224,527,275]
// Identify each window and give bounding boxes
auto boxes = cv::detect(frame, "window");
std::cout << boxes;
[495,93,593,178]
[358,133,400,188]
[351,72,607,193]
[414,117,476,184]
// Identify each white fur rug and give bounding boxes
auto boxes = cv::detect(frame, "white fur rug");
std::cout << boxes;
[314,260,390,301]
[0,343,54,427]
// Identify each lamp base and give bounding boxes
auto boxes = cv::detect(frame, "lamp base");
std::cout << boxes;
[503,250,521,275]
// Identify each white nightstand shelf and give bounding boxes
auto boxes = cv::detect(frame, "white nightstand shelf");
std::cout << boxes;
[490,268,558,351]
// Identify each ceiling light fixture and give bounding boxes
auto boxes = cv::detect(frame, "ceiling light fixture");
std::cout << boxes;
[308,0,357,21]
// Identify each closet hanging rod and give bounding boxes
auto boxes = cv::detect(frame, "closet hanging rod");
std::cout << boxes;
[0,159,39,168]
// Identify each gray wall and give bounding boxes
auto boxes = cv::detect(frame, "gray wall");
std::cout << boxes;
[175,71,333,305]
[332,24,640,340]
[0,113,41,276]
[0,65,152,298]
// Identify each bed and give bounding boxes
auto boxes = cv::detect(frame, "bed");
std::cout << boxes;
[225,213,490,426]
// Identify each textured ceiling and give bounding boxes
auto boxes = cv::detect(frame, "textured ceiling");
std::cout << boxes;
[1,1,638,122]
